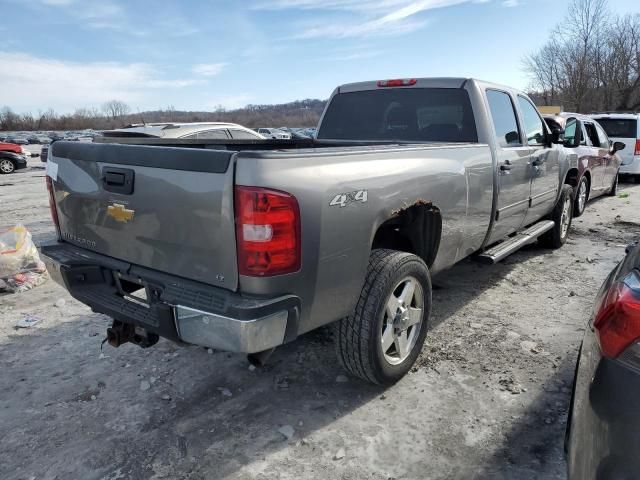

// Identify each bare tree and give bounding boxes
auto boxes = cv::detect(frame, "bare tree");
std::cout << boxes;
[524,0,640,113]
[101,100,131,120]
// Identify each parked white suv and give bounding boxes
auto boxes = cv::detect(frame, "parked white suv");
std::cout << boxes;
[590,113,640,181]
[256,128,291,139]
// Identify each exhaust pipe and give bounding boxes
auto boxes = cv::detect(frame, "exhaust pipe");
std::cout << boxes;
[247,348,276,367]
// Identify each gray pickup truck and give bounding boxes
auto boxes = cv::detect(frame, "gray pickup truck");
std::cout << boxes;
[41,78,578,385]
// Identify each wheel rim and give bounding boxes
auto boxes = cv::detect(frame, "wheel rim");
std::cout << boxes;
[0,159,14,173]
[578,181,587,213]
[381,276,424,366]
[560,196,571,238]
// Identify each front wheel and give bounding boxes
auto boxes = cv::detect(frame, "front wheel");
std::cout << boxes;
[334,249,432,385]
[0,159,15,174]
[573,176,589,217]
[539,184,574,249]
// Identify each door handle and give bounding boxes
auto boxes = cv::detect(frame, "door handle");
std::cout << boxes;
[531,157,545,166]
[500,161,512,171]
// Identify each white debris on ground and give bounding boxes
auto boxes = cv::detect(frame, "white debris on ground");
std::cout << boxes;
[1,165,640,480]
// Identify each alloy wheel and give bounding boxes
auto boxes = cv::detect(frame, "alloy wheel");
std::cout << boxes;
[560,196,572,239]
[577,181,587,213]
[381,276,424,365]
[0,159,15,174]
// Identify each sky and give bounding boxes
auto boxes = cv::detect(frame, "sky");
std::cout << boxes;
[0,0,638,114]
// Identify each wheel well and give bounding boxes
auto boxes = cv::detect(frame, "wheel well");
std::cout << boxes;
[564,168,579,188]
[371,201,442,268]
[582,170,591,191]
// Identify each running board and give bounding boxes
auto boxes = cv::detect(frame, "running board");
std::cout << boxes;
[476,220,555,265]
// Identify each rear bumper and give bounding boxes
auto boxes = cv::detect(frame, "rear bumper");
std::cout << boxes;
[620,156,640,174]
[40,242,300,353]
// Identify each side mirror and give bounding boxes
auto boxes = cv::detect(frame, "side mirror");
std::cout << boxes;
[611,141,626,154]
[505,131,519,145]
[551,128,565,144]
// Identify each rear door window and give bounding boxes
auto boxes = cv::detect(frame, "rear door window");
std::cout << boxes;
[196,129,229,140]
[486,90,521,148]
[229,129,261,140]
[317,88,478,143]
[596,118,637,138]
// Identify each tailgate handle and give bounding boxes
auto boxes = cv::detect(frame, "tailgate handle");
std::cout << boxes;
[102,167,134,195]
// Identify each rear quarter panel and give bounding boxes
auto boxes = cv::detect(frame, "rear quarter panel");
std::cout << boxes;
[235,144,493,334]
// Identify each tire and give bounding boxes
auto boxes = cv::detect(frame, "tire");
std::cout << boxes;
[573,176,589,217]
[608,170,619,196]
[539,184,574,249]
[334,249,432,385]
[0,158,16,174]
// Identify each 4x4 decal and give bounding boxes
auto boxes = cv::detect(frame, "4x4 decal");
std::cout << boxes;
[329,190,368,208]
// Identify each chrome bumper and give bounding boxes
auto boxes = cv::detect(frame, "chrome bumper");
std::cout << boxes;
[174,305,289,353]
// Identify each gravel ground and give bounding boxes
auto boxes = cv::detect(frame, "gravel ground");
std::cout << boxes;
[1,157,640,480]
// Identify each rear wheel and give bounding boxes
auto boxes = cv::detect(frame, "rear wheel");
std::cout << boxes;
[539,185,573,249]
[573,176,589,216]
[0,159,15,174]
[334,249,431,385]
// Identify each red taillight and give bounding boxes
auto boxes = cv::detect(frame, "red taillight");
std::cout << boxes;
[45,176,61,238]
[235,186,300,277]
[634,139,640,156]
[377,78,417,88]
[594,271,640,358]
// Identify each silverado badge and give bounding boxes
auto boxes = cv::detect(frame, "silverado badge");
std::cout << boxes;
[107,203,135,223]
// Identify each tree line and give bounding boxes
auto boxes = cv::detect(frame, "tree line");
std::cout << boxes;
[526,0,640,113]
[0,99,326,132]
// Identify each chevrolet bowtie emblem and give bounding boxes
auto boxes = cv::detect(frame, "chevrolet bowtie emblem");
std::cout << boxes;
[107,203,135,223]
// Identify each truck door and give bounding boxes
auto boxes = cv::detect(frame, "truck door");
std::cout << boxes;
[485,89,532,242]
[516,96,560,224]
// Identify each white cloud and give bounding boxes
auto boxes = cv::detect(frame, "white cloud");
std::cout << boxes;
[252,0,410,11]
[290,0,468,39]
[502,0,519,6]
[0,52,202,113]
[192,63,228,77]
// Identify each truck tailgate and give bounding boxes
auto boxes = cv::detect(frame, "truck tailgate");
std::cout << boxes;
[48,142,238,290]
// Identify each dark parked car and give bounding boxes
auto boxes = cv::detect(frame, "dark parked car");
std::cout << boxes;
[0,151,28,174]
[5,136,28,145]
[545,113,624,217]
[566,241,640,479]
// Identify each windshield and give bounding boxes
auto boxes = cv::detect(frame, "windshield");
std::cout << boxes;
[595,118,637,138]
[317,88,478,143]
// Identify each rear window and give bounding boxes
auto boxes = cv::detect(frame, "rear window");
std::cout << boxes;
[317,88,477,143]
[595,118,637,138]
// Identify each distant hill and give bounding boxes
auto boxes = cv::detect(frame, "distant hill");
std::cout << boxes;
[136,99,327,129]
[0,99,327,132]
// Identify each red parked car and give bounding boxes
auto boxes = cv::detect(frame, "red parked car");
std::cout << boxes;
[0,142,26,155]
[544,113,625,217]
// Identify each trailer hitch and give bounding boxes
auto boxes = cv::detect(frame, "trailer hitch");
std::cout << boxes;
[105,320,159,349]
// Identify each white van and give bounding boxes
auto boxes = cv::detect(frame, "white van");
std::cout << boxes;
[590,113,640,181]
